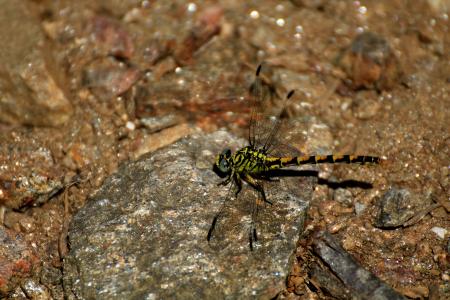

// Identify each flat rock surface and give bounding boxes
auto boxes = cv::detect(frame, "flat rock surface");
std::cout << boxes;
[63,131,314,299]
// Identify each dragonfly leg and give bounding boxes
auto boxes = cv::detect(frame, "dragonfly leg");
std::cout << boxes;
[217,176,231,185]
[249,230,254,251]
[217,169,234,186]
[248,223,258,251]
[243,174,272,205]
[217,177,231,186]
[207,215,218,242]
[234,174,243,197]
[249,190,260,251]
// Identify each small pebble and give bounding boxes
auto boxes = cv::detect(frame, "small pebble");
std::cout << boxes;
[373,187,421,228]
[430,226,447,239]
[333,188,353,207]
[19,217,35,233]
[126,121,136,131]
[329,221,346,233]
[21,279,50,299]
[354,202,366,215]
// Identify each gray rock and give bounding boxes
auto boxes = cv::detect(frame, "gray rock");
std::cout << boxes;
[312,231,406,300]
[373,187,424,228]
[63,131,314,299]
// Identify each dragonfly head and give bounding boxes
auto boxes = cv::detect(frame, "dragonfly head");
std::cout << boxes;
[213,148,232,178]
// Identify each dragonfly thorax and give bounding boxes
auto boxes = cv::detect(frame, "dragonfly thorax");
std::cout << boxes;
[233,146,270,174]
[213,145,270,178]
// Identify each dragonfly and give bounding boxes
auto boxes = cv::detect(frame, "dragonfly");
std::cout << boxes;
[208,64,381,250]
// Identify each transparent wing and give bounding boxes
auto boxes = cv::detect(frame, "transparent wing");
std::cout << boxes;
[248,64,295,155]
[248,64,278,152]
[207,180,236,245]
[207,181,259,251]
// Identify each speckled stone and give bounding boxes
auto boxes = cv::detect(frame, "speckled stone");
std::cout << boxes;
[0,227,39,296]
[373,187,425,228]
[63,131,314,299]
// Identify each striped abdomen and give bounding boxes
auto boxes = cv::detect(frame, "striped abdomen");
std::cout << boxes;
[267,154,381,169]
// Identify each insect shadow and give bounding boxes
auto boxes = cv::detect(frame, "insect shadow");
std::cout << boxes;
[264,169,374,190]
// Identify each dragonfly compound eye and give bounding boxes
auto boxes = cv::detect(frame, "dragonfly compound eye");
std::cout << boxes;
[213,151,231,178]
[221,148,231,158]
[219,158,229,172]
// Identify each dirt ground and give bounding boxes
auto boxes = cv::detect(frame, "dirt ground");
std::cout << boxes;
[0,0,448,299]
